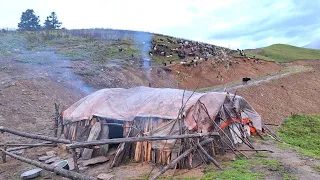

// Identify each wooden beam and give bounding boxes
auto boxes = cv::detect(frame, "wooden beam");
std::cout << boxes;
[7,143,57,152]
[196,140,222,170]
[0,147,94,180]
[0,126,71,144]
[0,143,54,147]
[67,132,219,149]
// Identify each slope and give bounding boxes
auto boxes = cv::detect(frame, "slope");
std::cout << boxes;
[237,44,320,62]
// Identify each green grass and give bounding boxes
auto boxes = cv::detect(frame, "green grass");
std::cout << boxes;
[234,44,320,62]
[277,114,320,158]
[201,159,264,180]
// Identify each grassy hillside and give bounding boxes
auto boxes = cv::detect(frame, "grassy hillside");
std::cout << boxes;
[0,29,231,66]
[235,44,320,62]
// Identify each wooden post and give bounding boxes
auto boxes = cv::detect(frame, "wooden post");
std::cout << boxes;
[71,149,79,173]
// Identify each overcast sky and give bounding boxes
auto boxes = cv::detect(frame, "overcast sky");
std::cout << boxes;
[1,0,319,49]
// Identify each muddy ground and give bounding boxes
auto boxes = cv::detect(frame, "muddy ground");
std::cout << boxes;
[1,49,320,179]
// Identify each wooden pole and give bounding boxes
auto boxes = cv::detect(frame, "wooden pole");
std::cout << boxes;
[71,149,79,173]
[2,143,7,163]
[67,132,219,149]
[0,142,55,147]
[150,138,214,180]
[7,143,56,152]
[0,126,71,144]
[196,140,222,170]
[0,148,94,180]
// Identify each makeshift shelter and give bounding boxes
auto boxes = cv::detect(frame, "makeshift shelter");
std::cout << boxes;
[62,86,263,168]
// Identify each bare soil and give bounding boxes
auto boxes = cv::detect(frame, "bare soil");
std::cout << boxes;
[1,49,320,179]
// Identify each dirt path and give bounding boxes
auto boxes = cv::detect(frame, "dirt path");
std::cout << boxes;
[202,65,310,93]
[254,140,320,180]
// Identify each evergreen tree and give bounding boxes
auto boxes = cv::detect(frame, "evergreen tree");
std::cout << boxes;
[18,9,41,31]
[44,12,62,29]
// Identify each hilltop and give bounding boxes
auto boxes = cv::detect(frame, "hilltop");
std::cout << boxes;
[235,44,320,62]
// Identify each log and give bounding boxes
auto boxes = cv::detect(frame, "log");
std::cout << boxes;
[0,126,71,144]
[150,138,214,180]
[0,148,94,180]
[67,132,219,149]
[196,140,222,170]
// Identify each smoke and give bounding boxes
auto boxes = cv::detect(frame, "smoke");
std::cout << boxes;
[133,32,153,83]
[14,50,95,95]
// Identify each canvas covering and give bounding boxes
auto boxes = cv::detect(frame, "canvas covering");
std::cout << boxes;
[63,86,262,131]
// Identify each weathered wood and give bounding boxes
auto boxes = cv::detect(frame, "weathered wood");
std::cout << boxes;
[82,122,101,160]
[71,149,79,173]
[134,134,142,161]
[150,138,214,180]
[0,126,71,144]
[0,147,94,180]
[263,124,282,142]
[98,123,109,156]
[237,149,274,153]
[0,142,54,147]
[54,103,60,138]
[67,132,219,149]
[7,143,56,152]
[2,143,7,162]
[196,140,222,170]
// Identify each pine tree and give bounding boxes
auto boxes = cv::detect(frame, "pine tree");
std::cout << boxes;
[17,9,41,31]
[44,12,62,29]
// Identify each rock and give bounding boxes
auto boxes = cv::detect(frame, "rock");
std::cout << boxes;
[45,157,60,164]
[12,149,24,155]
[46,150,56,157]
[66,158,74,170]
[97,173,115,180]
[81,156,110,166]
[39,155,55,161]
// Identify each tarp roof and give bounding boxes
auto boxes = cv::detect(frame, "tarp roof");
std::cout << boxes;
[63,86,262,130]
